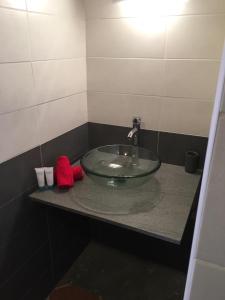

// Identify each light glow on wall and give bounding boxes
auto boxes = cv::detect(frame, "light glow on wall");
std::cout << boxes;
[119,0,189,33]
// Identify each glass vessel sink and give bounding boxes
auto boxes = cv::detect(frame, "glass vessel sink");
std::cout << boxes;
[81,144,161,188]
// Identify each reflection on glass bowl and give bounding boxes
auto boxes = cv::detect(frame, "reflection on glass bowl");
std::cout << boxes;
[71,175,162,215]
[81,144,161,188]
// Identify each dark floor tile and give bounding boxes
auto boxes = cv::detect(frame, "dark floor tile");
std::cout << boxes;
[0,242,51,300]
[158,132,208,167]
[0,147,41,207]
[41,123,89,166]
[49,285,101,300]
[63,241,186,300]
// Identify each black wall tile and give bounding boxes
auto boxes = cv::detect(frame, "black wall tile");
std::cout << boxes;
[0,223,48,286]
[0,195,46,245]
[88,122,130,149]
[89,123,208,167]
[158,132,208,167]
[0,147,41,207]
[139,129,158,153]
[0,196,48,285]
[21,269,53,300]
[46,206,90,284]
[41,123,89,166]
[0,242,51,300]
[0,124,90,299]
[0,121,207,299]
[88,123,158,152]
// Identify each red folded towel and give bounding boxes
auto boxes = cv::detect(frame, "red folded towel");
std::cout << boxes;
[73,165,84,181]
[55,156,74,189]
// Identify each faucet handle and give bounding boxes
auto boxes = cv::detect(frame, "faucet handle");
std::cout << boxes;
[133,117,141,128]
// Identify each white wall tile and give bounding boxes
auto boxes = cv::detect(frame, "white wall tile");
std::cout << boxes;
[128,94,161,130]
[85,1,224,137]
[0,0,87,164]
[0,63,34,114]
[190,260,225,300]
[0,107,39,163]
[183,0,225,15]
[0,8,29,63]
[87,18,166,58]
[220,85,225,112]
[159,98,213,136]
[88,92,161,130]
[26,0,84,18]
[38,93,87,144]
[87,58,165,96]
[28,13,85,60]
[165,60,219,100]
[84,0,122,19]
[85,0,225,18]
[32,58,86,104]
[166,15,225,59]
[88,92,128,127]
[85,0,174,18]
[0,0,26,10]
[197,113,225,266]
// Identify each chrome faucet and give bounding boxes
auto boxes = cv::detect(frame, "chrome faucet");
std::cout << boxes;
[127,117,141,146]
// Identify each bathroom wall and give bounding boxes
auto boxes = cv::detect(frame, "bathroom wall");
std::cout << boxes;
[85,0,225,138]
[0,0,224,298]
[0,0,87,164]
[188,112,225,299]
[0,1,89,299]
[184,45,225,300]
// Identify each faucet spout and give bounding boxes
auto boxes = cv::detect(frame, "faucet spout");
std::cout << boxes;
[128,127,138,139]
[127,117,141,146]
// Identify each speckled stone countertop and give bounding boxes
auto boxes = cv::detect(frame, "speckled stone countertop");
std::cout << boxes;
[30,163,200,244]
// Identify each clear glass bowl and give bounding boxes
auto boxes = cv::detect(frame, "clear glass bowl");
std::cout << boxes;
[81,144,161,188]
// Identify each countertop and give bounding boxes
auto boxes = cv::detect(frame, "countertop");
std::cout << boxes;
[30,163,200,244]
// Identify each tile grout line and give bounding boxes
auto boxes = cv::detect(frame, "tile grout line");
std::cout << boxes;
[0,4,84,18]
[0,123,88,165]
[86,12,225,20]
[2,5,224,18]
[87,90,214,102]
[45,210,55,285]
[0,91,87,116]
[87,57,220,62]
[157,132,160,155]
[39,146,44,167]
[0,5,26,13]
[197,258,225,272]
[0,57,86,65]
[0,58,219,65]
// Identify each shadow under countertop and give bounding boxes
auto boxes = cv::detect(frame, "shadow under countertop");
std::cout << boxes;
[30,163,200,245]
